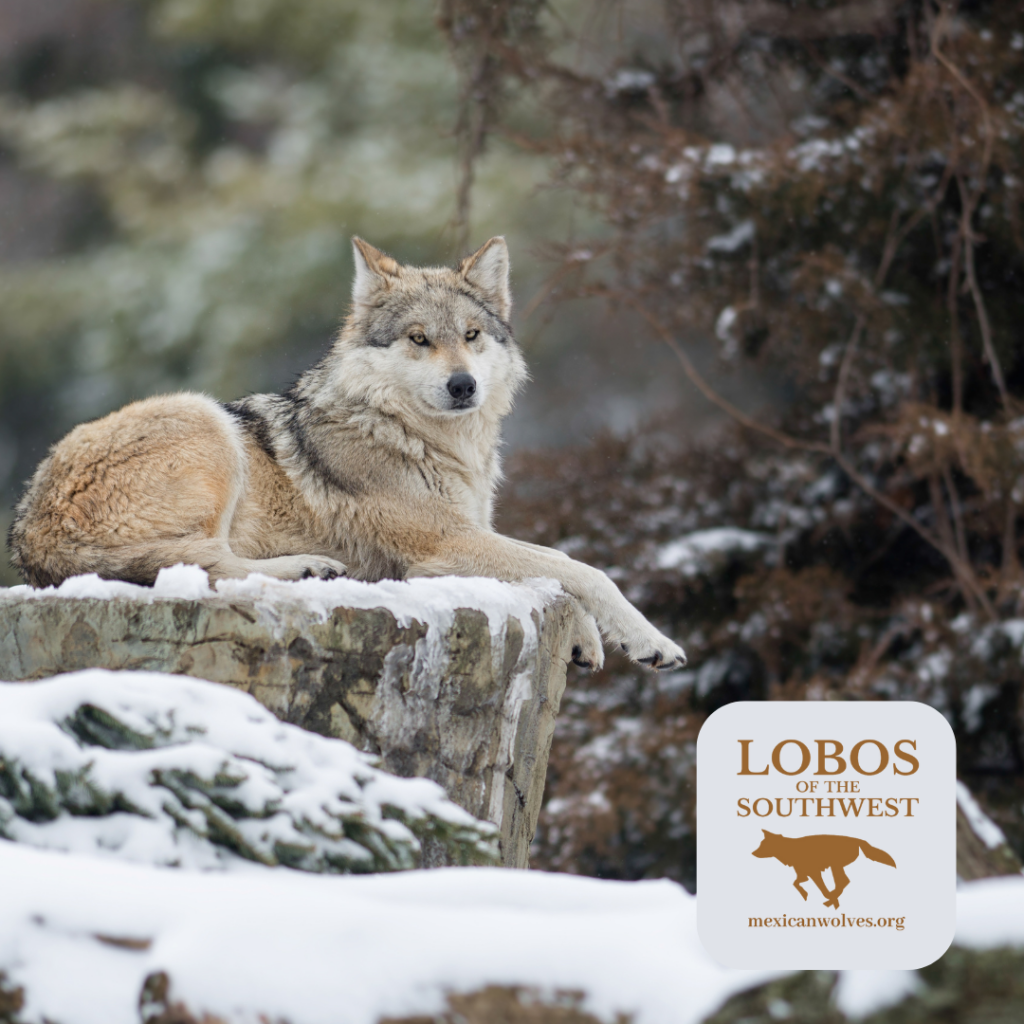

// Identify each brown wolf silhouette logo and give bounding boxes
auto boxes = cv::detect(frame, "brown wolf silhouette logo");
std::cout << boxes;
[752,830,896,909]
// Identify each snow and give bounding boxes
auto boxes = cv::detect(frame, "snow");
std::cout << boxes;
[961,682,998,732]
[0,843,782,1024]
[1,567,565,715]
[706,220,754,253]
[605,68,655,95]
[706,144,736,166]
[952,875,1024,948]
[969,618,1024,662]
[715,304,738,343]
[0,670,496,871]
[916,649,952,686]
[833,970,922,1019]
[2,563,562,634]
[655,527,771,574]
[956,781,1009,851]
[3,844,1024,1024]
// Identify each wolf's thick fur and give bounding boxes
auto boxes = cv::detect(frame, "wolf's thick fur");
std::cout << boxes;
[752,830,896,909]
[9,237,685,671]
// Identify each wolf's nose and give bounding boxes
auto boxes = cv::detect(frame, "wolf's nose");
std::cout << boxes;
[447,373,477,400]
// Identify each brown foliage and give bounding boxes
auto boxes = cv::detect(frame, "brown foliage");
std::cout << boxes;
[449,1,1024,884]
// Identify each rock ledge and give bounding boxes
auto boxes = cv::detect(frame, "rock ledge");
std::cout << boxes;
[0,568,575,867]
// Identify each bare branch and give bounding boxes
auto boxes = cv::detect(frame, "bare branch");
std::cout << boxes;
[830,312,866,453]
[942,463,969,566]
[958,175,1010,413]
[948,229,965,419]
[625,297,831,455]
[931,7,994,190]
[629,299,998,619]
[716,0,898,43]
[803,41,871,100]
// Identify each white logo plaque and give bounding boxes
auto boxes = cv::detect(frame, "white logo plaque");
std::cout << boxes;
[697,701,956,969]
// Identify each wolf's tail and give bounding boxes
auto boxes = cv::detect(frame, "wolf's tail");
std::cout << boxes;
[858,839,896,868]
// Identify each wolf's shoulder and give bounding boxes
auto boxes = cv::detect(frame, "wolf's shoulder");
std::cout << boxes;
[222,392,293,462]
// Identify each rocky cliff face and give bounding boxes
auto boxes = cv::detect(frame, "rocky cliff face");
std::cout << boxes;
[0,567,575,867]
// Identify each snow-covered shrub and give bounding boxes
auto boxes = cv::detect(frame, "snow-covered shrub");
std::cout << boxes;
[0,669,498,871]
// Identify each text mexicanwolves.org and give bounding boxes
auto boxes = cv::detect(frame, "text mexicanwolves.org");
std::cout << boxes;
[748,914,906,931]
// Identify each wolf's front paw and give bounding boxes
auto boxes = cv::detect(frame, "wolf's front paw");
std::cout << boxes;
[620,627,687,671]
[568,604,604,671]
[298,556,348,580]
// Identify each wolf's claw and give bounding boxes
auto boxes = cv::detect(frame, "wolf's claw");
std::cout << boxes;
[297,556,348,580]
[303,567,340,580]
[571,644,594,668]
[623,633,687,671]
[567,603,603,671]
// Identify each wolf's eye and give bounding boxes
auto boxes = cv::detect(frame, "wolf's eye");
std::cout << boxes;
[409,332,429,346]
[465,328,480,341]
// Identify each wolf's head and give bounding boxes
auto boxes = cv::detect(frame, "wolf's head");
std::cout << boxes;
[330,237,528,423]
[752,830,784,858]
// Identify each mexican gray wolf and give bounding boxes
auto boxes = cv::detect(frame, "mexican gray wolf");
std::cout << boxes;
[752,829,896,909]
[9,237,686,672]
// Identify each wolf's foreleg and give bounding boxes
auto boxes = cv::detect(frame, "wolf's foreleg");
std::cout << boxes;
[407,531,686,671]
[792,874,809,901]
[191,544,347,581]
[828,865,850,908]
[809,871,837,907]
[68,539,347,584]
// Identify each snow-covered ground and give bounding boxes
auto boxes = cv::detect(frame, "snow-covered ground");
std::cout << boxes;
[2,840,1023,1024]
[0,843,767,1024]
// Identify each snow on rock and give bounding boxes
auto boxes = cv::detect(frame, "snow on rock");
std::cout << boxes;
[654,528,772,575]
[953,875,1024,949]
[0,842,782,1024]
[956,782,1010,852]
[0,670,498,872]
[2,563,564,645]
[832,970,923,1019]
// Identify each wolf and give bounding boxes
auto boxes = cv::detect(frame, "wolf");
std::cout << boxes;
[752,830,896,909]
[9,237,686,672]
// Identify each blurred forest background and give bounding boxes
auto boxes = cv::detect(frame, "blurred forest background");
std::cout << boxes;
[4,0,1024,889]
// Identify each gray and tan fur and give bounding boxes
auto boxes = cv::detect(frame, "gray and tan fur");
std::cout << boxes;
[9,237,686,671]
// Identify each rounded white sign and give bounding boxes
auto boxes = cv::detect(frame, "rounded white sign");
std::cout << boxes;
[697,701,956,969]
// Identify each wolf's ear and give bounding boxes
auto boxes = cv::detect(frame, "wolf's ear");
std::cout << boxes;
[351,238,401,304]
[459,236,511,320]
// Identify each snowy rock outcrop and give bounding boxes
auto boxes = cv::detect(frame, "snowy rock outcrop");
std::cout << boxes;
[0,567,576,867]
[0,670,498,872]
